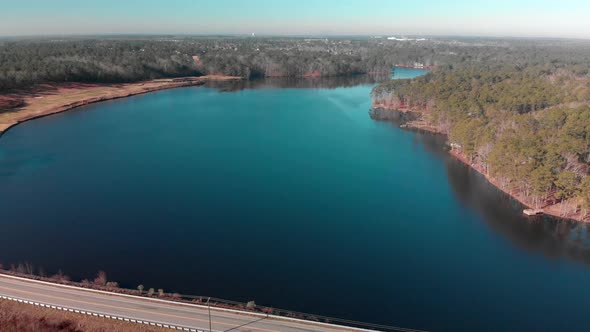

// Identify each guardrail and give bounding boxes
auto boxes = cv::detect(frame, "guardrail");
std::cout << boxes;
[0,271,427,332]
[0,294,204,332]
[175,295,425,332]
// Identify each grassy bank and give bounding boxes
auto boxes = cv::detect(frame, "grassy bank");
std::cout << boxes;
[0,75,241,134]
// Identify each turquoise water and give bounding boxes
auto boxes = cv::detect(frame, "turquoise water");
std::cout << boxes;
[392,67,429,79]
[1,75,590,331]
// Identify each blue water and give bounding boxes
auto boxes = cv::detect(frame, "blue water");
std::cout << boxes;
[1,74,590,331]
[392,67,429,79]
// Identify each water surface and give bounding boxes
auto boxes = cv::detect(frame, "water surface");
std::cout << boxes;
[1,73,590,331]
[392,67,429,79]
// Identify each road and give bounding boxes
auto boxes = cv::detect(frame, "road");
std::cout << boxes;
[0,274,378,332]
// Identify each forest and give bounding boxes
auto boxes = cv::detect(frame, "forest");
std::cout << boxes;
[1,36,573,91]
[0,39,200,90]
[4,35,590,218]
[372,47,590,218]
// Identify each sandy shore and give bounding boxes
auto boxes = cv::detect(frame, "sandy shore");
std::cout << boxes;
[374,105,584,223]
[0,75,241,135]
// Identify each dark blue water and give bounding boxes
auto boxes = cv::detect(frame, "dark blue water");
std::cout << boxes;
[1,73,590,331]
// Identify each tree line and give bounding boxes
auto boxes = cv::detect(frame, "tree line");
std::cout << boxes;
[372,58,590,217]
[0,39,200,91]
[5,36,584,91]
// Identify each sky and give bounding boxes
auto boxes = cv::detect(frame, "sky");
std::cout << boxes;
[1,0,590,39]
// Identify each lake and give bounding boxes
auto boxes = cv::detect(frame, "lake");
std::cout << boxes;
[1,69,590,331]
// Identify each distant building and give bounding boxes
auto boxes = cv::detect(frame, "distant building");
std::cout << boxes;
[387,36,427,42]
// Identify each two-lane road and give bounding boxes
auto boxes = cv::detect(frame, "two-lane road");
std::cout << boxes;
[0,275,381,332]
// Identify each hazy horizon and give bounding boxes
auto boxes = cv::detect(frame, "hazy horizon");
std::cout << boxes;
[2,0,590,40]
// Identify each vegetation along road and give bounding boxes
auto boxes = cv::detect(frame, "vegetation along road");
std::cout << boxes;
[0,274,424,332]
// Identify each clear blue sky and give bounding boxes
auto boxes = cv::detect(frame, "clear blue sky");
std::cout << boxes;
[1,0,589,38]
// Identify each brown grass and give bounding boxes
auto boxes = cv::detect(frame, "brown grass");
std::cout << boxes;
[0,299,172,332]
[0,75,241,133]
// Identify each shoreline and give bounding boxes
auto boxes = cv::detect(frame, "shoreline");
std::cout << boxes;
[0,75,242,138]
[372,106,584,223]
[447,149,579,223]
[1,79,581,223]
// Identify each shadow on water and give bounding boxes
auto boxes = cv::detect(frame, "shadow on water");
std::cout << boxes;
[372,112,590,266]
[369,107,421,124]
[3,72,590,330]
[446,158,590,265]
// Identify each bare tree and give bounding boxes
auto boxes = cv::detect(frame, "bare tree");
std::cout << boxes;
[51,269,70,282]
[93,271,107,286]
[24,262,34,275]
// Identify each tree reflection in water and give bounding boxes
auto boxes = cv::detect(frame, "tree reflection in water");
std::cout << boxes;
[374,110,590,266]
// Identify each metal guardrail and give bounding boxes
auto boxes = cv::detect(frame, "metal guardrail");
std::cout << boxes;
[0,271,427,332]
[173,295,426,332]
[0,294,203,332]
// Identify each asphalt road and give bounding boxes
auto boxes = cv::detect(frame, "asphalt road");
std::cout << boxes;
[0,275,377,332]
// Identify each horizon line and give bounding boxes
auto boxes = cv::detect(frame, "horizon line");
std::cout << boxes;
[1,33,590,42]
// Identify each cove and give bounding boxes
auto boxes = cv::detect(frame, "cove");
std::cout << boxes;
[1,72,590,331]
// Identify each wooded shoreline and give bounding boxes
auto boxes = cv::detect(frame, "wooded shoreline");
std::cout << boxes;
[0,71,584,223]
[372,105,583,223]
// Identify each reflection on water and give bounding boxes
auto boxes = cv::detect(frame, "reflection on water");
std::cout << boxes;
[205,74,390,92]
[213,71,590,267]
[445,157,590,265]
[369,107,420,123]
[2,73,590,330]
[373,112,590,266]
